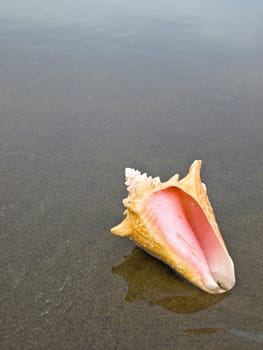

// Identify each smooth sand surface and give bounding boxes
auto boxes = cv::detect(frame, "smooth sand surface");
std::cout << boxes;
[0,1,262,349]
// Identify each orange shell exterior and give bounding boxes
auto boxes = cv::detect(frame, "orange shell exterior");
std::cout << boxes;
[111,160,235,294]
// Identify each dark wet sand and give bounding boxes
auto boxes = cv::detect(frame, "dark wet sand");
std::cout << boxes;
[0,1,263,349]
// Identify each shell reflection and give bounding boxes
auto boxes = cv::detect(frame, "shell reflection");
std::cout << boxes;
[112,247,227,314]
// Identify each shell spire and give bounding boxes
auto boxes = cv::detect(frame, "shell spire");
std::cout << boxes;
[111,161,235,294]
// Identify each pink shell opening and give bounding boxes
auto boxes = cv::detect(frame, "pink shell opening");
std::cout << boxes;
[145,187,235,291]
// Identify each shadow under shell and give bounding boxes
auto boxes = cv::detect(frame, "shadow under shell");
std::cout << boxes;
[112,247,228,314]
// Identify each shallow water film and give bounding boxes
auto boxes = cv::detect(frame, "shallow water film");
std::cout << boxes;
[0,1,263,349]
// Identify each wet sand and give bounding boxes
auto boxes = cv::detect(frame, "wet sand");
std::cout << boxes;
[0,1,263,349]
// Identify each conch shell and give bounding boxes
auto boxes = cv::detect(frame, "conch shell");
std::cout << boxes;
[111,160,235,294]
